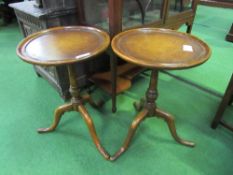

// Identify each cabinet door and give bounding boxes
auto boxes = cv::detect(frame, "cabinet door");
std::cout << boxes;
[79,0,109,31]
[79,0,164,32]
[168,0,193,16]
[122,0,164,29]
[165,0,197,32]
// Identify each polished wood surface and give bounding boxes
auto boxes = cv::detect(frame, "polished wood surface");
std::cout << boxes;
[37,64,111,159]
[112,28,211,69]
[76,0,200,112]
[110,69,195,161]
[17,26,110,66]
[110,28,211,160]
[17,26,111,160]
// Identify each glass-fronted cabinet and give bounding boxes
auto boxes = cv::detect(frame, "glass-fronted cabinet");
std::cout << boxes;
[81,0,109,30]
[11,0,199,111]
[165,0,198,32]
[77,0,199,35]
[121,0,164,29]
[168,0,193,13]
[76,0,199,112]
[77,0,164,32]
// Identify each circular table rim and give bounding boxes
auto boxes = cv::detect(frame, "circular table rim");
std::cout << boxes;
[111,27,211,70]
[16,26,110,66]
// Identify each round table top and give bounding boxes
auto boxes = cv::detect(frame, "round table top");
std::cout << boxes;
[17,26,110,66]
[111,28,211,69]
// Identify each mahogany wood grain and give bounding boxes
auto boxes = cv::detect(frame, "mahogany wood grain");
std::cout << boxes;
[17,26,111,160]
[110,28,211,160]
[112,28,211,69]
[17,26,110,66]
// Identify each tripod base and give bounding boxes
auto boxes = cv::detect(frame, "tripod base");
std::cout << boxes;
[38,94,109,160]
[110,107,195,161]
[38,64,110,160]
[110,69,195,161]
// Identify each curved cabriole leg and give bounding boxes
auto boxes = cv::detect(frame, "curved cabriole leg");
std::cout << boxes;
[110,109,148,161]
[38,103,73,133]
[77,104,110,160]
[155,108,195,147]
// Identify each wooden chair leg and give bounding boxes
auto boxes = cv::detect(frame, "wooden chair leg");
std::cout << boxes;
[228,93,233,105]
[226,23,233,42]
[211,74,233,129]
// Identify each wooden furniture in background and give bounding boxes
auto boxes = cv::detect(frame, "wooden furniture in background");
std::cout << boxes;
[10,1,79,99]
[200,0,233,8]
[211,74,233,132]
[10,1,110,100]
[0,0,22,24]
[226,23,233,42]
[11,0,200,111]
[16,26,111,160]
[77,0,200,112]
[110,28,211,160]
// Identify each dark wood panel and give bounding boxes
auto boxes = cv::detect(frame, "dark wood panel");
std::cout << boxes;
[200,0,233,8]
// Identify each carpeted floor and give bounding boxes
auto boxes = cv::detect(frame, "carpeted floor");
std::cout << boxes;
[174,5,233,94]
[0,5,232,175]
